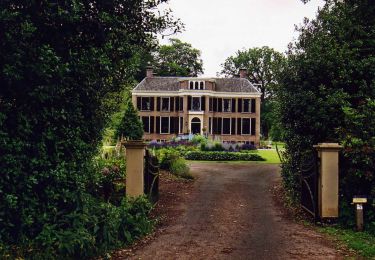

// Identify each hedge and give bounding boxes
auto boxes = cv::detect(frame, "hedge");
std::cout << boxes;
[185,151,265,161]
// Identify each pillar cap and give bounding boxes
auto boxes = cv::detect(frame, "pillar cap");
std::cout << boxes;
[313,142,342,151]
[123,140,147,149]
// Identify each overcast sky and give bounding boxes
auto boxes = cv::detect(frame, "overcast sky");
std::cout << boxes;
[159,0,324,77]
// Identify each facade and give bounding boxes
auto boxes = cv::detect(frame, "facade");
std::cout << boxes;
[132,68,261,146]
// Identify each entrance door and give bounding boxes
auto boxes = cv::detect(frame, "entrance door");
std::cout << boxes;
[191,117,201,134]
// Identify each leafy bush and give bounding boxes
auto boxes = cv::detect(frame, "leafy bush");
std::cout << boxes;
[170,158,193,179]
[201,141,225,151]
[185,151,265,161]
[191,135,208,145]
[155,148,180,170]
[277,1,375,232]
[0,1,179,257]
[88,157,126,203]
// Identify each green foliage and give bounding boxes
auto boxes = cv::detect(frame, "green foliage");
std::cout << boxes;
[185,151,265,161]
[155,148,180,170]
[89,156,127,203]
[319,226,375,258]
[152,38,204,76]
[0,0,180,258]
[277,0,375,230]
[115,98,144,140]
[220,46,286,138]
[200,141,225,152]
[170,158,193,179]
[191,135,208,145]
[1,196,153,259]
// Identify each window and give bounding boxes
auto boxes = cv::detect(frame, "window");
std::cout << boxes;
[209,117,212,134]
[142,116,150,133]
[241,118,251,135]
[160,117,170,134]
[222,118,231,135]
[141,97,151,111]
[243,99,250,112]
[192,97,201,111]
[223,99,231,112]
[189,81,205,90]
[179,97,183,111]
[161,97,170,111]
[179,117,183,134]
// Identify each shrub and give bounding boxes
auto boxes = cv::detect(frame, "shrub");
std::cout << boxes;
[0,0,179,257]
[277,1,375,232]
[201,141,225,151]
[191,135,207,145]
[185,151,265,161]
[170,158,193,179]
[156,148,180,170]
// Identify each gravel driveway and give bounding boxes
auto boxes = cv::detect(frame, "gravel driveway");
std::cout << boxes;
[127,162,346,260]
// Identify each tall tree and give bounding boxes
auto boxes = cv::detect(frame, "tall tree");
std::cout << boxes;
[220,47,286,138]
[152,38,204,76]
[220,47,285,103]
[0,0,181,257]
[278,0,375,230]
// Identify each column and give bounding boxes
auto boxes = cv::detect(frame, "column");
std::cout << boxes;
[124,140,147,197]
[313,143,342,218]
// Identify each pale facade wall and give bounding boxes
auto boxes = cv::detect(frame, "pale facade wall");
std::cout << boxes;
[132,79,261,146]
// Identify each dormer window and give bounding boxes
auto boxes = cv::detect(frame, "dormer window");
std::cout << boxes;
[189,80,205,90]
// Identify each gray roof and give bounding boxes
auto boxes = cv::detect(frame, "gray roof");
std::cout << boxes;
[133,77,259,93]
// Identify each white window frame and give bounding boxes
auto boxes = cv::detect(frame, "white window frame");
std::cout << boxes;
[140,97,151,111]
[241,118,251,135]
[191,96,201,111]
[142,116,151,133]
[222,117,231,135]
[160,116,170,134]
[161,97,170,112]
[223,98,232,113]
[209,117,212,134]
[189,80,205,90]
[242,99,250,113]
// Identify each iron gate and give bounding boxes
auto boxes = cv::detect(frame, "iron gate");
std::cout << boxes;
[144,149,159,203]
[300,151,319,221]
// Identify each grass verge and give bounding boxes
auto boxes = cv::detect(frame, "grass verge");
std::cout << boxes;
[318,226,375,258]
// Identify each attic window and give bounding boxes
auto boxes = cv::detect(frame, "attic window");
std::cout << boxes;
[189,81,205,90]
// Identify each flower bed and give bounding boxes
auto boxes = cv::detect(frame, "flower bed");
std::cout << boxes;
[185,151,265,161]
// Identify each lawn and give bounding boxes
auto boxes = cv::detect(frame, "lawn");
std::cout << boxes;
[255,149,281,164]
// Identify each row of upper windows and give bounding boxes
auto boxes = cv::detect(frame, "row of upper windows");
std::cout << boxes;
[189,81,205,90]
[136,97,256,113]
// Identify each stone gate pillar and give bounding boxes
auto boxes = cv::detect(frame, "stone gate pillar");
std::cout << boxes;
[313,143,342,218]
[124,140,147,197]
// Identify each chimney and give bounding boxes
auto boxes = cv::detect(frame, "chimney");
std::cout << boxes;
[239,68,247,78]
[146,66,153,78]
